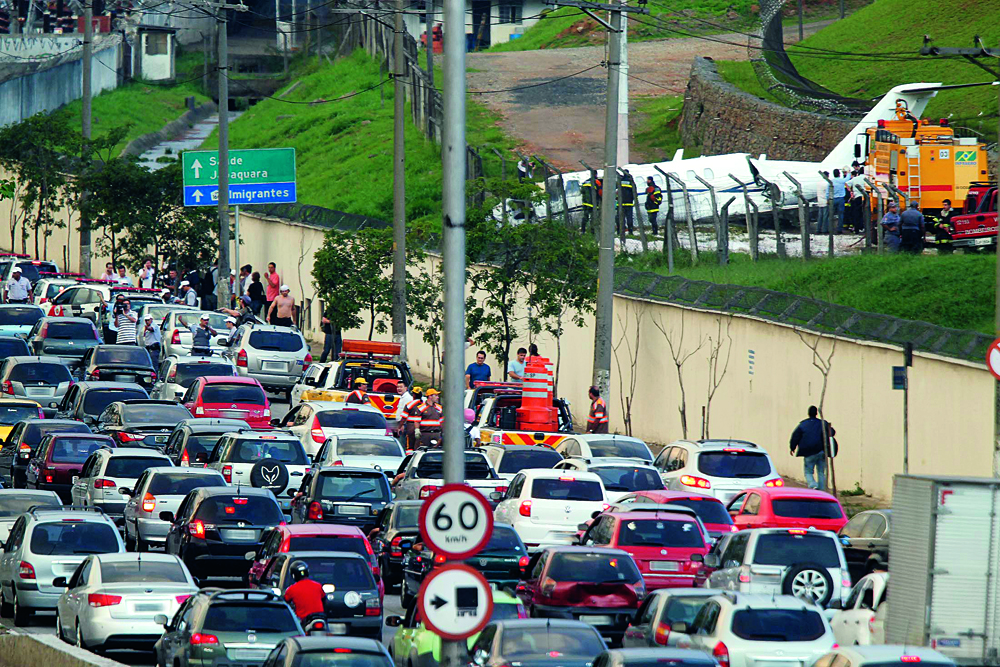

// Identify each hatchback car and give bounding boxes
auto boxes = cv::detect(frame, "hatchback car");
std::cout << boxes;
[54,381,149,426]
[0,356,74,409]
[555,434,654,463]
[26,316,101,370]
[161,310,232,358]
[55,552,198,652]
[369,500,422,587]
[206,431,310,511]
[280,402,390,457]
[247,523,378,589]
[555,457,665,502]
[81,345,156,389]
[264,636,393,667]
[152,355,238,402]
[96,399,193,449]
[0,489,61,542]
[313,434,405,472]
[32,276,80,307]
[727,487,847,533]
[0,259,58,288]
[182,375,271,430]
[4,418,92,488]
[0,304,44,336]
[623,588,721,648]
[482,444,565,482]
[0,335,30,361]
[161,417,251,467]
[25,432,116,502]
[494,469,608,549]
[223,324,312,397]
[70,447,172,520]
[0,506,125,625]
[467,618,608,667]
[654,440,783,505]
[290,466,392,534]
[616,490,736,539]
[122,466,228,551]
[0,399,44,441]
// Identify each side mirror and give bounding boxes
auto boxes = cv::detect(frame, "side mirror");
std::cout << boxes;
[672,622,688,634]
[119,487,132,496]
[577,523,590,531]
[703,554,720,568]
[159,511,175,522]
[590,510,601,519]
[271,587,281,596]
[287,488,297,498]
[194,452,208,464]
[283,514,292,523]
[270,418,281,426]
[385,615,403,627]
[689,553,704,563]
[52,577,67,588]
[489,492,502,502]
[398,539,413,551]
[153,614,168,626]
[244,551,257,561]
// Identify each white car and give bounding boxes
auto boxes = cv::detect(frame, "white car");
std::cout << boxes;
[481,444,564,482]
[161,310,231,357]
[553,457,665,502]
[70,448,174,522]
[278,401,389,457]
[151,354,238,402]
[493,468,607,550]
[815,647,955,667]
[678,593,836,667]
[828,571,888,647]
[33,277,79,307]
[554,434,653,463]
[312,434,405,472]
[653,439,783,504]
[290,361,338,408]
[204,430,310,512]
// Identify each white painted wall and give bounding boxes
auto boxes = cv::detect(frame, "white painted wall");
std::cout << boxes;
[139,32,174,81]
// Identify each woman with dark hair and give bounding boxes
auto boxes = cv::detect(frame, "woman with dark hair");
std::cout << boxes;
[248,271,266,316]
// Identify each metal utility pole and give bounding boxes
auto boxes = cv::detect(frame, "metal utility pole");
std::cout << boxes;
[391,0,408,361]
[616,2,628,165]
[79,0,93,276]
[216,10,231,310]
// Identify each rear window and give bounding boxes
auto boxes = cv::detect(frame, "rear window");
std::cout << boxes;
[658,497,734,526]
[0,493,60,517]
[547,551,641,583]
[94,348,151,367]
[195,496,283,524]
[496,449,563,474]
[393,505,420,529]
[201,383,266,405]
[416,453,494,480]
[147,472,226,495]
[100,560,188,583]
[490,603,524,621]
[0,338,29,357]
[184,434,225,460]
[298,654,392,667]
[0,307,42,326]
[482,526,524,553]
[753,533,841,568]
[335,438,402,457]
[617,519,704,548]
[83,389,148,416]
[248,331,303,352]
[105,456,170,478]
[531,478,603,501]
[288,535,365,556]
[173,364,235,388]
[46,321,98,339]
[23,422,90,447]
[295,556,374,591]
[123,403,191,424]
[231,438,307,465]
[0,404,39,425]
[585,439,651,461]
[772,499,844,520]
[316,410,387,430]
[499,627,605,659]
[697,451,771,478]
[202,602,299,633]
[30,521,119,555]
[44,283,70,299]
[592,466,663,493]
[50,438,111,463]
[8,362,71,385]
[730,608,827,641]
[15,262,57,283]
[662,596,712,625]
[317,472,389,503]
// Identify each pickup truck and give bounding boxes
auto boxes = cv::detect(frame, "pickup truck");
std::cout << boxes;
[474,393,575,447]
[950,183,997,250]
[391,448,507,504]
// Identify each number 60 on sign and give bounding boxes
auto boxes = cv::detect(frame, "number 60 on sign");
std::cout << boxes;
[418,484,494,560]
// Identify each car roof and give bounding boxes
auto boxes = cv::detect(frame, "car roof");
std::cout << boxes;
[525,469,602,481]
[543,545,631,556]
[579,458,657,469]
[93,552,181,564]
[0,398,41,407]
[27,508,114,522]
[171,356,236,366]
[834,646,951,663]
[674,439,762,450]
[571,434,647,445]
[202,375,260,385]
[750,487,838,500]
[38,316,93,324]
[199,486,275,498]
[0,489,60,497]
[0,304,43,311]
[283,550,369,562]
[291,636,387,652]
[242,324,302,333]
[221,431,298,441]
[494,618,599,630]
[6,356,64,364]
[712,592,819,609]
[20,418,82,425]
[389,500,424,508]
[603,648,717,663]
[278,524,365,537]
[145,466,219,476]
[318,466,388,476]
[610,511,701,522]
[95,344,147,351]
[45,433,113,441]
[331,434,400,443]
[0,334,28,340]
[485,444,551,452]
[105,447,171,459]
[74,382,146,391]
[631,490,720,502]
[179,418,251,432]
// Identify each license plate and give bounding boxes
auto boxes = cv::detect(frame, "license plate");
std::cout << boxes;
[114,374,135,382]
[579,615,613,625]
[650,561,680,572]
[155,435,168,443]
[329,623,347,635]
[262,361,286,371]
[221,529,256,541]
[25,387,52,396]
[221,410,248,419]
[134,603,163,612]
[229,649,269,661]
[975,237,993,246]
[337,505,367,515]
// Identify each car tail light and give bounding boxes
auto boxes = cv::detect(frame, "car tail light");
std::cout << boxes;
[787,529,808,535]
[222,465,232,483]
[364,538,374,556]
[93,478,116,489]
[842,576,852,588]
[263,406,270,418]
[419,485,438,499]
[38,323,48,339]
[558,476,575,482]
[88,593,122,607]
[189,520,206,538]
[225,506,236,514]
[170,330,180,345]
[180,450,190,466]
[118,432,142,442]
[713,641,730,667]
[518,556,529,569]
[495,486,507,494]
[17,561,35,580]
[722,448,745,452]
[302,353,312,368]
[334,648,353,654]
[764,478,784,487]
[540,577,556,594]
[680,475,711,489]
[869,614,876,635]
[654,622,671,645]
[519,500,532,517]
[176,594,192,604]
[331,459,344,466]
[901,658,920,664]
[730,525,739,532]
[738,565,751,583]
[308,501,323,521]
[434,554,446,564]
[43,472,53,483]
[365,597,380,616]
[142,493,156,512]
[236,348,248,367]
[311,416,325,444]
[190,633,218,645]
[390,536,403,557]
[17,443,30,460]
[1,381,13,395]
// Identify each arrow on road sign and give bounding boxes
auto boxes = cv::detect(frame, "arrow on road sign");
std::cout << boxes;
[431,595,447,610]
[191,159,203,179]
[191,189,203,203]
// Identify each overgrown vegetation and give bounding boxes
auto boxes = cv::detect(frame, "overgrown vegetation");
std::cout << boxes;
[632,95,696,163]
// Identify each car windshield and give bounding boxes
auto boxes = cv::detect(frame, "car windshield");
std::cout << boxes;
[44,283,71,299]
[0,307,42,326]
[105,456,170,478]
[46,321,97,340]
[499,627,605,658]
[30,521,119,555]
[248,331,303,352]
[335,438,403,457]
[0,493,60,517]
[0,404,39,425]
[663,596,712,625]
[94,348,151,367]
[0,338,29,357]
[482,526,523,553]
[8,363,71,385]
[100,560,188,583]
[291,556,374,591]
[617,519,705,548]
[148,472,226,495]
[201,384,266,405]
[317,410,387,430]
[196,496,283,524]
[23,422,90,446]
[336,363,407,390]
[772,499,844,520]
[318,472,389,503]
[585,439,651,461]
[697,451,771,478]
[547,552,642,583]
[531,478,603,501]
[202,602,299,633]
[592,466,663,492]
[394,505,420,529]
[297,654,392,667]
[83,389,148,416]
[173,364,235,388]
[138,305,177,322]
[15,262,57,283]
[123,404,191,424]
[231,438,307,465]
[730,608,827,641]
[287,535,365,556]
[659,497,733,526]
[496,449,563,473]
[753,533,841,568]
[50,438,111,463]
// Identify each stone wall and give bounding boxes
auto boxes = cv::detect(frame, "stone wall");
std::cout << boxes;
[679,57,855,161]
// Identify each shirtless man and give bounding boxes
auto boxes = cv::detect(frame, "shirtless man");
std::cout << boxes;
[267,284,295,327]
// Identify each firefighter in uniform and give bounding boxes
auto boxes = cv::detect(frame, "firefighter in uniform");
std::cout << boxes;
[620,170,636,235]
[644,176,663,236]
[402,387,424,451]
[586,385,608,434]
[417,388,443,447]
[580,176,603,232]
[929,198,955,254]
[346,377,372,405]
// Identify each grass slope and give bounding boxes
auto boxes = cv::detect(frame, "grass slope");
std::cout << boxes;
[632,95,697,163]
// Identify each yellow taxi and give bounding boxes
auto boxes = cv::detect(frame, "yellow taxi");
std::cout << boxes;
[0,398,44,445]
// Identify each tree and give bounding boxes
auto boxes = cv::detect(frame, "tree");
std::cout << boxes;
[796,329,837,494]
[408,263,446,386]
[653,310,706,439]
[703,315,732,438]
[612,301,644,436]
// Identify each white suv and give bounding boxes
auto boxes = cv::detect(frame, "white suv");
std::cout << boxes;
[204,431,310,512]
[69,448,173,522]
[553,457,665,502]
[704,527,851,608]
[654,440,782,504]
[277,401,389,457]
[678,592,836,667]
[493,468,607,550]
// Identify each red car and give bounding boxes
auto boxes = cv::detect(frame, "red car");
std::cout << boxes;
[25,432,116,503]
[579,510,709,591]
[516,546,645,646]
[726,487,848,533]
[182,376,271,430]
[617,490,736,538]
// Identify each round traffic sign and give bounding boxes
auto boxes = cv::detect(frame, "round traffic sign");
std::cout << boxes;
[417,563,494,641]
[988,337,1000,381]
[418,484,494,560]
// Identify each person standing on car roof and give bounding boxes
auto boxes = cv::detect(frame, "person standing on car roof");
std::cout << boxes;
[283,561,325,622]
[346,377,373,405]
[4,267,31,304]
[418,389,443,447]
[586,385,608,434]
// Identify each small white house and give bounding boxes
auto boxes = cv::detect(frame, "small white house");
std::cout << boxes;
[413,0,547,49]
[135,25,176,81]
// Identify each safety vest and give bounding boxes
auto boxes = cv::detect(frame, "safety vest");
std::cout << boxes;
[587,398,608,430]
[621,180,635,207]
[405,398,424,423]
[645,186,662,212]
[346,389,370,405]
[581,181,594,208]
[419,404,443,430]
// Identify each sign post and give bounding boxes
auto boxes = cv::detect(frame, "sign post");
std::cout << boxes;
[181,148,297,207]
[418,484,493,559]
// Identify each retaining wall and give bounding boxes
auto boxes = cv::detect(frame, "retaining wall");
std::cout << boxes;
[0,632,127,667]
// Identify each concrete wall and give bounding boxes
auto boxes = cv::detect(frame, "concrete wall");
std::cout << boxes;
[680,56,855,162]
[0,632,127,667]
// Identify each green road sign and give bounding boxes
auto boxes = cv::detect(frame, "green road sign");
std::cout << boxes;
[181,148,296,187]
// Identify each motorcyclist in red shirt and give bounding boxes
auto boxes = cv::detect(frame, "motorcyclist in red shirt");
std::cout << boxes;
[283,561,325,622]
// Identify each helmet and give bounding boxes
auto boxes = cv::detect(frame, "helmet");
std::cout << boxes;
[290,560,310,582]
[354,377,368,385]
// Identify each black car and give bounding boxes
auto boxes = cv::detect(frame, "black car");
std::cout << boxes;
[369,500,421,587]
[96,399,192,449]
[290,466,391,534]
[467,619,607,667]
[162,486,285,582]
[161,417,251,467]
[54,381,149,426]
[2,418,92,487]
[80,345,156,388]
[838,508,891,582]
[0,336,30,359]
[26,316,101,371]
[262,636,392,667]
[254,551,382,639]
[401,524,527,607]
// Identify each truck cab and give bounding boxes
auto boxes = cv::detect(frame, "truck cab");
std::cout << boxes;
[298,340,411,420]
[951,182,998,249]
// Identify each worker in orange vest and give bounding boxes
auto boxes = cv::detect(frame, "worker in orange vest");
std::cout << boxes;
[401,386,424,451]
[346,377,373,405]
[586,385,609,434]
[418,389,443,447]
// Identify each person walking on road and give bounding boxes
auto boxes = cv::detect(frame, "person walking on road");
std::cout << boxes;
[267,285,296,327]
[248,272,266,316]
[401,386,424,450]
[644,177,662,236]
[418,389,443,447]
[189,313,218,355]
[900,199,926,254]
[880,200,902,252]
[586,386,608,434]
[265,262,281,316]
[790,405,835,491]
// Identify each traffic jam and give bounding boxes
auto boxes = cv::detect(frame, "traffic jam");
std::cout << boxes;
[0,255,970,667]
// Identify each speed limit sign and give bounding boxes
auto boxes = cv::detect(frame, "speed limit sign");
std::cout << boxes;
[418,484,494,560]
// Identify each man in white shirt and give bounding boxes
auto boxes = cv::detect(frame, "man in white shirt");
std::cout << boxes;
[816,172,830,233]
[847,170,868,234]
[115,266,133,286]
[138,260,155,289]
[142,314,162,368]
[4,268,31,303]
[179,281,198,307]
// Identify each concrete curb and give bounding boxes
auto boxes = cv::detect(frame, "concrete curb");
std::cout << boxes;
[0,631,130,667]
[120,100,219,158]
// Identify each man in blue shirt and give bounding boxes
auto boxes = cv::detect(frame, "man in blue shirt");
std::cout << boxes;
[831,169,848,234]
[465,350,491,389]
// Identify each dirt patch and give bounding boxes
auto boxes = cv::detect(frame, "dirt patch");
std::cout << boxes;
[553,19,603,45]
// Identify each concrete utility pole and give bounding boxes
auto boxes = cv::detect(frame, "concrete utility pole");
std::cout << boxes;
[616,3,628,165]
[216,10,231,310]
[391,0,408,361]
[79,0,93,276]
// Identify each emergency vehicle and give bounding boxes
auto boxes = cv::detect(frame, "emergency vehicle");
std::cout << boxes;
[949,182,997,249]
[471,361,574,447]
[296,339,411,421]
